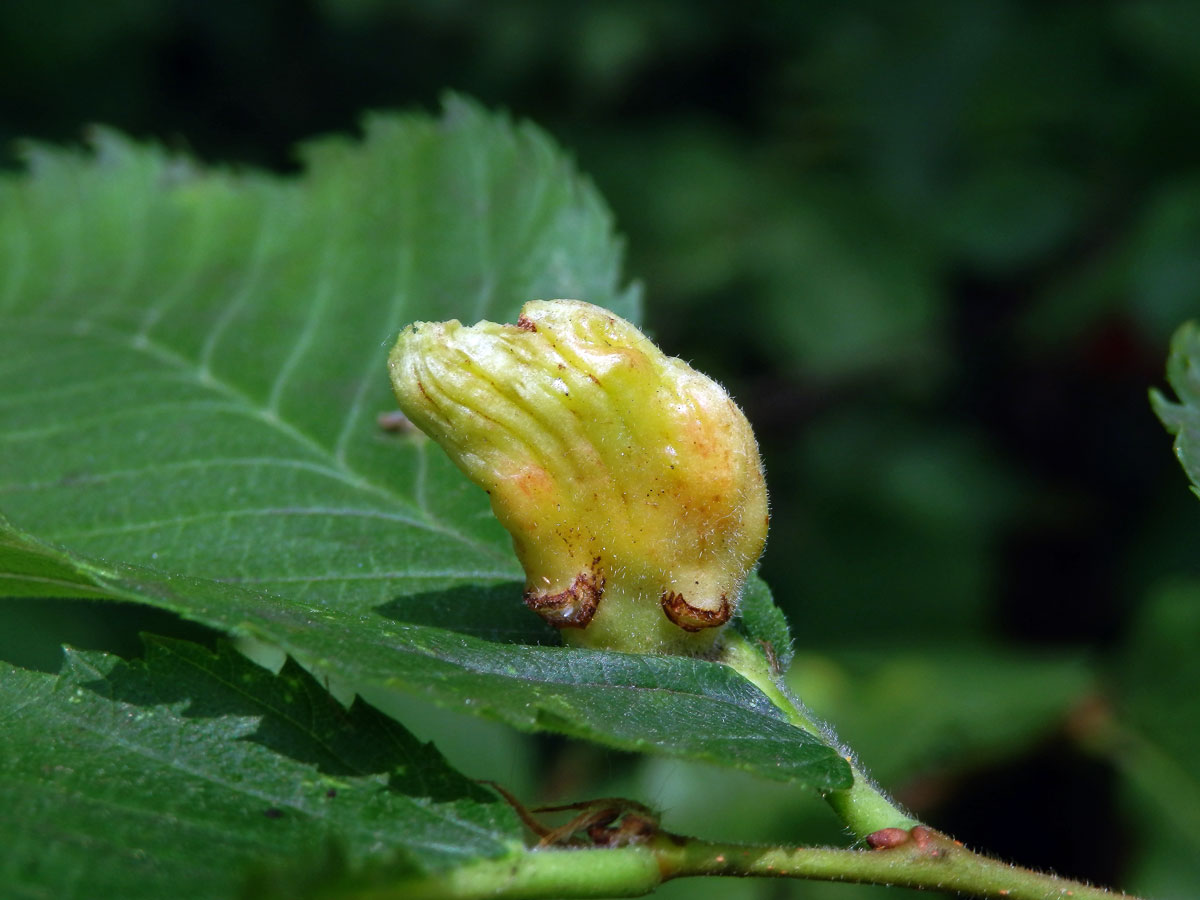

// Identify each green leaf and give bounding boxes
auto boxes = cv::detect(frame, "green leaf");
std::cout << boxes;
[0,511,113,599]
[733,574,794,671]
[0,636,524,900]
[0,95,636,609]
[1152,320,1200,492]
[0,516,849,790]
[0,99,845,789]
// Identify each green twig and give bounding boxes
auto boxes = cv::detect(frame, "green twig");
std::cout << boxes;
[363,830,1138,900]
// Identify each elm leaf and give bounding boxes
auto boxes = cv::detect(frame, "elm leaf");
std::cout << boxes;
[0,100,844,789]
[0,637,523,900]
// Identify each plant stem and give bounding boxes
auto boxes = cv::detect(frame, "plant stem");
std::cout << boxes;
[720,632,919,837]
[659,832,1136,899]
[351,636,1139,900]
[365,830,1139,900]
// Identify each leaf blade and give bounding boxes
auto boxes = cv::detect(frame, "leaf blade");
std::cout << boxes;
[0,517,849,790]
[1153,320,1200,493]
[0,98,636,611]
[0,101,846,791]
[0,637,523,900]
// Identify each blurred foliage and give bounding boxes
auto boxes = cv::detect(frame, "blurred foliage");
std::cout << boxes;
[4,1,1200,897]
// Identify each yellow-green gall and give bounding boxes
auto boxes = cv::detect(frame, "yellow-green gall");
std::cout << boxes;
[388,299,768,654]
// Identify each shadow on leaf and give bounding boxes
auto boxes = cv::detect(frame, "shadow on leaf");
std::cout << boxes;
[76,635,493,803]
[374,580,559,646]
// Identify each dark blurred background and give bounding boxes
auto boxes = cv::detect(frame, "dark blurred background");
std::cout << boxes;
[5,2,1200,898]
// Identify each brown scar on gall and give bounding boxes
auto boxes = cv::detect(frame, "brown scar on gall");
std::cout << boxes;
[660,591,732,632]
[524,568,603,629]
[515,313,538,332]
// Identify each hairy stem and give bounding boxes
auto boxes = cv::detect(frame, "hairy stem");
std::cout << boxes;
[367,830,1138,900]
[353,636,1139,900]
[720,632,919,837]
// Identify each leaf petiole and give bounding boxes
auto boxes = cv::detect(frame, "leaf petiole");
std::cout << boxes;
[720,631,919,837]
